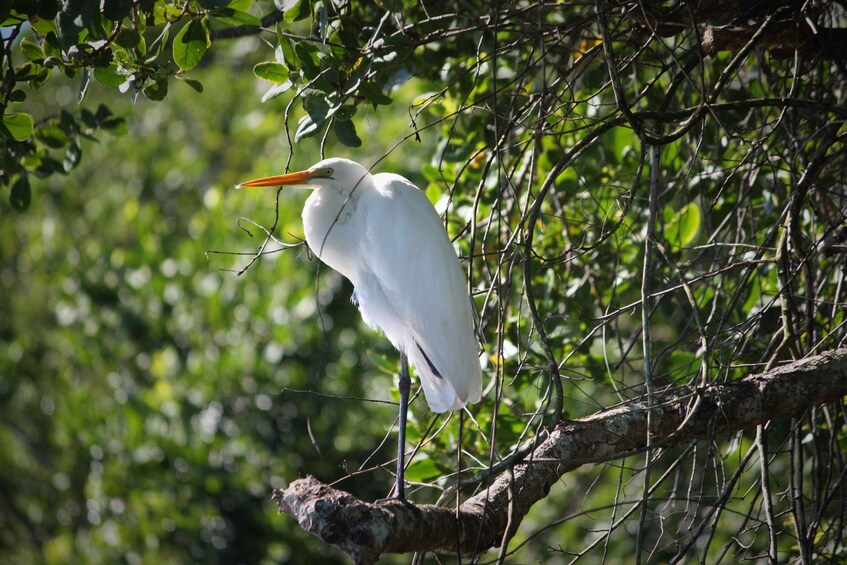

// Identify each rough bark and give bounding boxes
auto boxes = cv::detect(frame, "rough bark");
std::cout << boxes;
[272,348,847,563]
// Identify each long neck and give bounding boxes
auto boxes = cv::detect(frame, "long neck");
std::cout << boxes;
[301,184,367,281]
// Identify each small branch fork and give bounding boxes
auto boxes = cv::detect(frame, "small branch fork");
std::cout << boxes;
[272,349,847,564]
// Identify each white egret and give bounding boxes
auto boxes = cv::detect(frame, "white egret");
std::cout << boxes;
[238,158,482,500]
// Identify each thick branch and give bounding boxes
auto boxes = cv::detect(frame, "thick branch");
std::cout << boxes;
[272,348,847,563]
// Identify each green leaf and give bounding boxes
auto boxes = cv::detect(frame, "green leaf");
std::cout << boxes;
[404,457,441,482]
[146,28,168,58]
[10,176,31,211]
[334,119,361,147]
[35,123,70,148]
[93,64,126,87]
[212,9,262,26]
[316,1,327,44]
[277,0,309,23]
[198,0,232,8]
[78,67,91,103]
[358,81,392,106]
[151,2,182,24]
[91,46,114,69]
[95,104,114,121]
[294,42,320,78]
[55,10,83,50]
[80,108,97,129]
[252,61,289,84]
[173,18,210,71]
[29,66,52,88]
[609,125,637,163]
[335,18,361,51]
[275,29,298,70]
[31,17,57,38]
[3,112,34,141]
[335,104,357,120]
[101,117,128,136]
[294,114,320,142]
[664,202,702,248]
[63,140,82,172]
[60,0,98,26]
[302,91,329,120]
[425,183,441,204]
[15,63,37,81]
[20,39,45,62]
[178,77,204,93]
[35,1,60,19]
[59,110,78,134]
[143,78,168,101]
[115,28,141,49]
[32,155,62,177]
[261,81,292,103]
[275,0,300,10]
[8,89,27,103]
[102,0,133,21]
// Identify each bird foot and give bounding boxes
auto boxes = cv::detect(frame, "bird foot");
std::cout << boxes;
[374,494,415,507]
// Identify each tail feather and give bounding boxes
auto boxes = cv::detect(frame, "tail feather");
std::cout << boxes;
[407,346,464,413]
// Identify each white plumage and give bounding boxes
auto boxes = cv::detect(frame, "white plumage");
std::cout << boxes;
[238,157,482,499]
[239,157,481,409]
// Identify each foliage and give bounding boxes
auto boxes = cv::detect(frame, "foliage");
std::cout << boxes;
[3,0,847,563]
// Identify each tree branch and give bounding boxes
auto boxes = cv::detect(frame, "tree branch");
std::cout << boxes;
[627,1,847,61]
[272,348,847,563]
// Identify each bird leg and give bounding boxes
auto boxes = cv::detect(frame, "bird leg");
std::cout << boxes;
[395,352,411,500]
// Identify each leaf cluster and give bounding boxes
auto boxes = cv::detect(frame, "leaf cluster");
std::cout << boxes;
[0,0,263,206]
[3,1,847,562]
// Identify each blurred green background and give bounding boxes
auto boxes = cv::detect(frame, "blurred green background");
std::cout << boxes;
[0,35,439,563]
[5,2,847,563]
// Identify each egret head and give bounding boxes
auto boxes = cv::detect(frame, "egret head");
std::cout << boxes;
[237,158,371,197]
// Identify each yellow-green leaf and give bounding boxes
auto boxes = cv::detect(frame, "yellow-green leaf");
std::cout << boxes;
[10,176,31,211]
[334,119,361,148]
[20,38,44,62]
[173,18,210,71]
[665,202,702,248]
[252,61,289,84]
[404,457,441,482]
[3,112,34,141]
[93,64,126,87]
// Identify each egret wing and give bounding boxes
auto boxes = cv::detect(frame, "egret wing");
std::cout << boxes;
[361,174,482,412]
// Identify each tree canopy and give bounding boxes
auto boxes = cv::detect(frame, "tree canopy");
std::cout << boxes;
[2,1,847,563]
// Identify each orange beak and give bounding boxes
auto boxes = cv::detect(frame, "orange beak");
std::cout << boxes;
[236,169,314,189]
